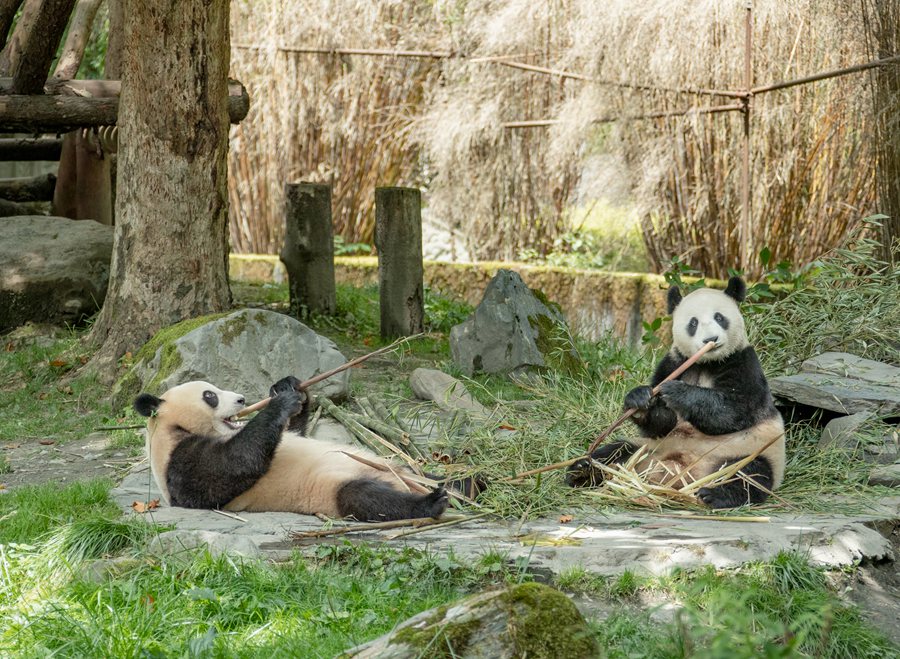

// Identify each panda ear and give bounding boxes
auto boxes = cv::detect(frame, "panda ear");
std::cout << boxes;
[666,285,683,314]
[724,276,747,303]
[134,393,163,417]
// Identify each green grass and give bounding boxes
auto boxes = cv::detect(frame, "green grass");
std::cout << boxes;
[0,335,113,443]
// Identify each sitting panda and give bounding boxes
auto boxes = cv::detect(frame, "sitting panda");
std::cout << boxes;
[134,376,449,521]
[566,277,785,509]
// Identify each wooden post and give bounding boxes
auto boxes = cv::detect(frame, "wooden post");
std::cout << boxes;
[281,182,336,317]
[374,186,424,338]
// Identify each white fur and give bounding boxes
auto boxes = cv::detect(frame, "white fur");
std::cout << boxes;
[145,381,409,515]
[671,288,748,362]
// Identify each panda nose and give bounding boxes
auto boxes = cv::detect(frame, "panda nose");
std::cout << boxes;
[703,335,720,345]
[236,396,245,406]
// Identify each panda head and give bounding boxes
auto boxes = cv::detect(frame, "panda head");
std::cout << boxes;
[667,276,748,362]
[134,381,247,439]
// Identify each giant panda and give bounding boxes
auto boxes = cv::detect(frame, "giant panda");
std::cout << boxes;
[133,376,449,521]
[566,277,785,509]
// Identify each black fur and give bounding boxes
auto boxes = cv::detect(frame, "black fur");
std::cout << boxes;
[163,383,305,509]
[696,456,774,508]
[666,285,683,314]
[336,479,449,521]
[134,393,162,417]
[269,376,310,434]
[631,346,777,437]
[565,441,638,488]
[724,276,747,302]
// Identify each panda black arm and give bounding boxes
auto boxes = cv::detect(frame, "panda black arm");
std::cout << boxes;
[166,390,302,509]
[270,376,310,434]
[624,352,682,438]
[657,347,774,435]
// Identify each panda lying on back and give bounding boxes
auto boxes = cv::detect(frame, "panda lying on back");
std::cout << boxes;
[567,277,785,508]
[134,377,448,521]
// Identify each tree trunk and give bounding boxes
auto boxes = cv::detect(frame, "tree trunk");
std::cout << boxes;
[5,0,77,93]
[0,0,24,53]
[51,0,102,80]
[86,0,232,379]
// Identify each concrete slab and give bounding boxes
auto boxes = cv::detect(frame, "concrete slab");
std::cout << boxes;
[113,465,899,577]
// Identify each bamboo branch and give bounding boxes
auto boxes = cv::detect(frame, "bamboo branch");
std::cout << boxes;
[290,515,465,540]
[236,333,423,418]
[387,511,492,539]
[503,341,718,482]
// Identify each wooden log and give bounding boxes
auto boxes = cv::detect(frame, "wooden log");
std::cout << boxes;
[9,0,78,94]
[374,186,424,338]
[0,84,250,132]
[0,0,24,53]
[0,172,55,201]
[281,182,336,317]
[51,0,103,80]
[0,137,62,160]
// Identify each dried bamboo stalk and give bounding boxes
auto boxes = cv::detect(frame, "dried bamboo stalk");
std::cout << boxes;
[290,515,465,540]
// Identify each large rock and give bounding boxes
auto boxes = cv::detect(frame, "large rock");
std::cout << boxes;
[0,216,112,331]
[409,368,490,417]
[341,583,599,658]
[771,352,900,416]
[116,309,350,405]
[450,269,579,376]
[869,464,900,488]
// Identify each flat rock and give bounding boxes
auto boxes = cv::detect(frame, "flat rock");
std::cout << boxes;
[129,309,350,401]
[819,412,873,451]
[801,352,900,387]
[771,352,900,416]
[409,368,490,417]
[449,269,578,376]
[0,216,112,331]
[112,464,900,575]
[869,464,900,488]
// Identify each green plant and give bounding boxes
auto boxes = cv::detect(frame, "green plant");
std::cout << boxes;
[334,235,372,256]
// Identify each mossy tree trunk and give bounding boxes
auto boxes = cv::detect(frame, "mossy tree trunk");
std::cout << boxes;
[86,0,232,380]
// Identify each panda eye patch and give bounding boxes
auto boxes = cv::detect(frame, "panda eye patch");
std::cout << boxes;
[202,391,219,408]
[687,318,698,337]
[714,312,730,329]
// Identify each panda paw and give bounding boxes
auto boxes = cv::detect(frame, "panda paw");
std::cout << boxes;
[624,385,653,411]
[657,380,689,408]
[697,486,736,509]
[565,458,604,488]
[424,487,450,518]
[270,376,305,398]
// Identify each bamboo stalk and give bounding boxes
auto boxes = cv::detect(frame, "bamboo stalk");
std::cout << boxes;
[236,333,423,418]
[503,341,718,482]
[339,450,424,494]
[290,515,465,540]
[387,511,492,539]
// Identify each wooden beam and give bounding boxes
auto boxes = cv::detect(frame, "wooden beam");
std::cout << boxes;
[0,172,55,201]
[0,82,250,132]
[9,0,78,93]
[0,136,63,160]
[51,0,103,80]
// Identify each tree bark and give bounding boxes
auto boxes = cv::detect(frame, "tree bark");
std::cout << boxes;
[86,0,232,379]
[281,182,337,317]
[6,0,77,93]
[374,187,424,338]
[0,0,24,53]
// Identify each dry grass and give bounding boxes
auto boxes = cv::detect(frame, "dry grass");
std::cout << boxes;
[228,1,880,275]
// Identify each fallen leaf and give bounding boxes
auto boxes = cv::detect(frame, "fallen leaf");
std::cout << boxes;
[5,342,13,352]
[2,443,20,450]
[132,499,160,514]
[38,392,48,400]
[559,514,574,523]
[38,439,55,445]
[498,424,517,431]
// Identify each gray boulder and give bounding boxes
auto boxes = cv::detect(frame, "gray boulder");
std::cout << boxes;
[868,463,900,488]
[819,412,873,451]
[409,368,490,417]
[341,582,599,658]
[0,216,112,331]
[449,269,579,376]
[118,309,349,404]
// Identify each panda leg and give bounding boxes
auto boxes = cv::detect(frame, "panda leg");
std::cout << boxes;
[565,441,638,488]
[697,456,774,509]
[336,478,449,522]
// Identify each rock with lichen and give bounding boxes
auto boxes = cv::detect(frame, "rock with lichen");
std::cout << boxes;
[112,309,349,408]
[340,582,599,659]
[449,269,580,376]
